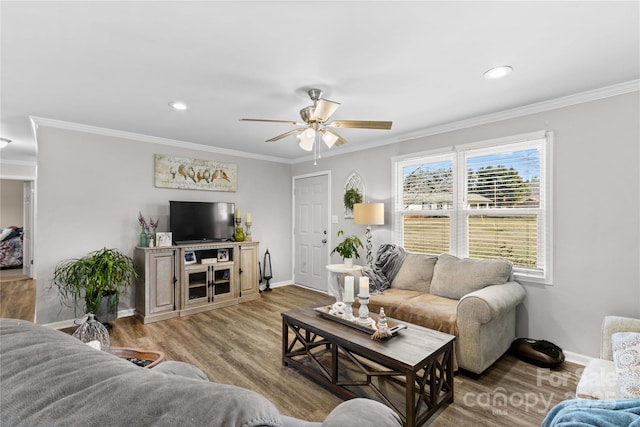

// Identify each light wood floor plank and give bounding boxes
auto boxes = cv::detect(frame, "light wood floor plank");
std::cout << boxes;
[104,285,580,425]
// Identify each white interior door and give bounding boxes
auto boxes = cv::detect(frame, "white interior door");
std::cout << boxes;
[294,174,329,292]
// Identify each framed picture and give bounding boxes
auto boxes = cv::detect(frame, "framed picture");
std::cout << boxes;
[217,249,229,262]
[154,154,237,192]
[156,232,173,247]
[184,251,197,265]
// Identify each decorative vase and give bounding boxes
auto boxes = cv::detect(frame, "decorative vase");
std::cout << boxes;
[344,257,354,268]
[72,313,111,352]
[139,227,148,247]
[234,227,245,242]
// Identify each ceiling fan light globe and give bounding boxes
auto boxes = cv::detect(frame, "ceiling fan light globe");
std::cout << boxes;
[299,128,315,151]
[302,128,315,140]
[299,139,314,151]
[321,131,338,148]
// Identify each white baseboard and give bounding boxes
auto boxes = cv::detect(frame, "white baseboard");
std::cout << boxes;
[259,280,292,290]
[44,308,135,330]
[563,350,592,367]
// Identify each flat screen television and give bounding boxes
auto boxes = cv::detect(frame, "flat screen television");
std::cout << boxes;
[169,201,235,244]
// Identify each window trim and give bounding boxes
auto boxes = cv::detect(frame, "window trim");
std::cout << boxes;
[392,131,553,284]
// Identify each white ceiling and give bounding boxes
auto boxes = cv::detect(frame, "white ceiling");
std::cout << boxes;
[1,1,639,164]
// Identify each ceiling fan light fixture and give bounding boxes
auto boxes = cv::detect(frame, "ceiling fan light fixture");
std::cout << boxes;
[298,128,315,151]
[321,130,338,148]
[299,139,314,151]
[484,66,513,80]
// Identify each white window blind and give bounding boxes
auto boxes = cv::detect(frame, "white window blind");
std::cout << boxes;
[394,132,552,283]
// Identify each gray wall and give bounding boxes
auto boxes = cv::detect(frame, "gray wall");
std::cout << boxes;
[35,126,291,324]
[33,92,639,359]
[292,92,640,359]
[1,179,23,227]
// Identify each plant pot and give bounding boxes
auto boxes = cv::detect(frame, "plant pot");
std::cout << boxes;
[343,258,354,268]
[94,293,117,325]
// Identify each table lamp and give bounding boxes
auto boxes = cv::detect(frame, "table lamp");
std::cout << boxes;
[353,203,385,265]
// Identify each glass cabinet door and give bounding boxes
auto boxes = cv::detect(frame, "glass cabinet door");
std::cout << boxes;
[186,269,208,302]
[213,265,231,297]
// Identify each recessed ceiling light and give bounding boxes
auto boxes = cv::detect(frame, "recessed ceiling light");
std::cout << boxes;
[169,101,188,111]
[484,66,513,80]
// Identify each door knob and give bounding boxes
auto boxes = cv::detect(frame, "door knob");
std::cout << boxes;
[322,239,327,244]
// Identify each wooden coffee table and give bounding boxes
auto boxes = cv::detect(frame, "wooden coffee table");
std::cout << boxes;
[282,305,455,427]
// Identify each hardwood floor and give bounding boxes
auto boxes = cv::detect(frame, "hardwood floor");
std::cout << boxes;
[106,285,581,426]
[0,269,35,321]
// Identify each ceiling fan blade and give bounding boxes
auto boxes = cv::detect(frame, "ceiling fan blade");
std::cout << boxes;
[240,118,303,125]
[312,99,340,122]
[265,128,306,142]
[329,120,393,130]
[322,128,348,147]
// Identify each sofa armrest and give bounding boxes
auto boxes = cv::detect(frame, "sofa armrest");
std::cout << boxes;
[457,281,526,324]
[600,316,640,360]
[153,361,209,381]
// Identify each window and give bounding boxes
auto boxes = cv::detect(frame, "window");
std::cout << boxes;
[393,131,552,283]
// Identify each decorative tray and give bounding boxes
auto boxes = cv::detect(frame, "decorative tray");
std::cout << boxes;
[314,306,407,337]
[111,347,165,369]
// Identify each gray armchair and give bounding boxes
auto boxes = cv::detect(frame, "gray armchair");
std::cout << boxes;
[575,315,640,399]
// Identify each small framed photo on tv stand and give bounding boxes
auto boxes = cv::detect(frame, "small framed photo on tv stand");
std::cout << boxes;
[217,249,229,262]
[184,251,196,265]
[156,232,173,247]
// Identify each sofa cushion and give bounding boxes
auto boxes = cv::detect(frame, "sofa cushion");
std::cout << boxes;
[364,288,425,319]
[575,358,621,400]
[430,254,513,300]
[393,293,458,337]
[391,253,438,292]
[612,332,640,398]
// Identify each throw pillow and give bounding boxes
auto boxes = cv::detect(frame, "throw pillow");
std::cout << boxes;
[391,253,438,293]
[430,254,513,299]
[612,332,640,398]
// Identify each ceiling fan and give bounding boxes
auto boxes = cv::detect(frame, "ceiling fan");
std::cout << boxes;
[240,88,392,152]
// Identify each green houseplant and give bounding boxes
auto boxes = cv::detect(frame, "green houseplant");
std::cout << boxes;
[53,247,137,325]
[343,188,363,211]
[330,230,363,267]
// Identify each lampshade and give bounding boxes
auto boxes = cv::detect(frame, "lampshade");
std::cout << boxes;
[298,128,315,151]
[353,203,384,225]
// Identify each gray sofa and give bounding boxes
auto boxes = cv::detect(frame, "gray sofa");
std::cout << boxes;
[0,318,401,427]
[351,253,526,375]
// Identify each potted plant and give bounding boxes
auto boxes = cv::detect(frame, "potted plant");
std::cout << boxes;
[330,230,363,267]
[53,247,137,326]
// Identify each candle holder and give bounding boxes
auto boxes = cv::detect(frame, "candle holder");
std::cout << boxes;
[343,301,355,321]
[356,295,374,327]
[245,220,252,241]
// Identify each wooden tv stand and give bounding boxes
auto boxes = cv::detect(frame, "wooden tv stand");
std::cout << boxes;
[134,241,260,324]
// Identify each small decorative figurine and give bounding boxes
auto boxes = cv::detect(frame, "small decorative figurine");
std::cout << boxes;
[372,307,391,340]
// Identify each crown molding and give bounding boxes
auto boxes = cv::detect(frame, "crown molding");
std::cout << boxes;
[294,79,640,163]
[391,79,640,145]
[29,116,293,164]
[31,79,638,165]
